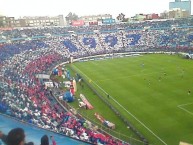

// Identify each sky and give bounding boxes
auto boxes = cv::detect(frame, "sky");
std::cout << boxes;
[0,0,192,18]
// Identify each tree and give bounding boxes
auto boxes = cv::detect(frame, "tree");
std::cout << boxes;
[65,12,79,25]
[116,13,126,22]
[122,18,129,22]
[160,11,169,19]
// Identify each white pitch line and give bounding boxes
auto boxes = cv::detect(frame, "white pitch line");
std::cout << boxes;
[178,106,193,116]
[177,102,193,107]
[72,64,167,145]
[177,103,193,116]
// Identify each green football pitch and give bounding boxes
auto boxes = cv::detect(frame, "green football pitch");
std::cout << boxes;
[69,54,193,145]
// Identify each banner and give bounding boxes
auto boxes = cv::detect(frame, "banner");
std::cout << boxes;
[36,74,50,79]
[80,94,94,109]
[44,82,54,88]
[0,28,13,31]
[72,20,84,26]
[89,21,98,26]
[102,19,115,24]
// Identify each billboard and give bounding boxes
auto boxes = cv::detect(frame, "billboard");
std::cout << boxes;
[36,74,50,79]
[102,19,115,24]
[89,21,98,26]
[72,20,84,26]
[0,28,13,31]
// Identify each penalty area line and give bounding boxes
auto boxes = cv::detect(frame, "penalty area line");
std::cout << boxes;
[72,64,168,145]
[178,103,193,116]
[177,102,193,107]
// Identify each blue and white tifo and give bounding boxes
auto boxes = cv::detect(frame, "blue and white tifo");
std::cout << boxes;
[0,115,90,145]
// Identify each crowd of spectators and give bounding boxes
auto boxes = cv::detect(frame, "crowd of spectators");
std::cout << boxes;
[1,25,193,62]
[1,17,193,39]
[43,28,193,55]
[0,39,130,144]
[0,18,193,145]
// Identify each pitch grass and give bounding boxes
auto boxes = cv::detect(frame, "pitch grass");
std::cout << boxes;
[69,54,193,145]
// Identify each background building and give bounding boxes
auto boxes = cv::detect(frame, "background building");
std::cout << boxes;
[146,13,159,20]
[79,14,112,26]
[21,15,64,27]
[169,8,189,18]
[169,0,191,16]
[15,19,27,27]
[0,16,15,28]
[131,13,159,21]
[132,14,146,21]
[0,15,65,28]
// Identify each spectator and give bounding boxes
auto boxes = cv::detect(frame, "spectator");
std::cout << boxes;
[40,135,49,145]
[50,136,56,145]
[0,128,34,145]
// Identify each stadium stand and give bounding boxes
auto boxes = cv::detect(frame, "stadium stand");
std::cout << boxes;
[0,18,193,144]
